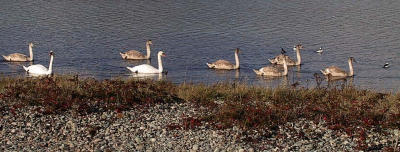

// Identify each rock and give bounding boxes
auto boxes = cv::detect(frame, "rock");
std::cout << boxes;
[136,144,144,151]
[193,144,199,151]
[150,138,156,143]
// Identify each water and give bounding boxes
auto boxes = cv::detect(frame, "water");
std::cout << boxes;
[1,0,400,92]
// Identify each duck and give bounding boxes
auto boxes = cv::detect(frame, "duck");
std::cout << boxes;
[23,51,54,76]
[206,48,240,70]
[383,63,390,68]
[120,40,152,60]
[127,51,166,73]
[320,57,356,77]
[254,57,288,76]
[269,44,303,66]
[316,47,323,53]
[2,42,34,62]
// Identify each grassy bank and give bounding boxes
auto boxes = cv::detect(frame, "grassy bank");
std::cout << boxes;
[1,75,399,135]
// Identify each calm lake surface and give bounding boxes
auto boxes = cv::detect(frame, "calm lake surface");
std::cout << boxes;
[1,0,400,91]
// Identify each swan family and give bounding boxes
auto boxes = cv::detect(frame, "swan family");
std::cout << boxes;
[1,40,356,80]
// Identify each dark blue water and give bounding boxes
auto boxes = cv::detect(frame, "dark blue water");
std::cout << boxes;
[1,0,400,91]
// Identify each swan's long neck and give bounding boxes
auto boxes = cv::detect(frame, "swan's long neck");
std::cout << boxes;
[348,59,354,76]
[283,60,288,76]
[295,48,301,65]
[234,51,239,69]
[158,54,163,73]
[47,55,54,75]
[28,45,33,61]
[146,43,151,59]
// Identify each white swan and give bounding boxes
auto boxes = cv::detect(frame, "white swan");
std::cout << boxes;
[120,40,152,60]
[23,51,54,76]
[127,51,165,73]
[206,48,240,70]
[320,57,355,77]
[2,43,34,62]
[254,57,288,76]
[269,44,303,65]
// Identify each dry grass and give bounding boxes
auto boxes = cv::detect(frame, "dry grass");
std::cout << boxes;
[1,76,399,135]
[176,82,400,131]
[0,75,180,115]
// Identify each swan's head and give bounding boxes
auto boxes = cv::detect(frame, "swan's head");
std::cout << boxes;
[49,51,54,56]
[235,48,240,53]
[147,40,153,45]
[158,51,166,57]
[294,44,303,50]
[349,57,356,63]
[29,42,34,47]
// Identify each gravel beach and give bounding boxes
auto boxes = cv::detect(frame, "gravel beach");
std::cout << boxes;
[1,101,399,151]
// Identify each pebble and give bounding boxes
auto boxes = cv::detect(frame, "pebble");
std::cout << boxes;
[192,144,199,151]
[0,102,397,151]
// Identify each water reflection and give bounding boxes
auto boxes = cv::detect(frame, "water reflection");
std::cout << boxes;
[256,75,289,87]
[130,73,164,81]
[123,59,151,66]
[326,76,354,89]
[211,69,240,79]
[4,61,33,70]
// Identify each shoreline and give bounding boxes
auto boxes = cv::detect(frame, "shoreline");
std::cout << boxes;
[0,76,399,151]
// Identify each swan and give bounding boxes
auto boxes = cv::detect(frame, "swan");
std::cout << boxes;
[269,44,303,65]
[2,43,34,62]
[120,40,152,60]
[206,48,240,70]
[254,57,288,76]
[320,57,356,77]
[23,51,54,76]
[127,51,165,73]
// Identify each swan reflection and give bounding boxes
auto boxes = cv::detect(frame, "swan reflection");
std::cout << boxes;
[130,73,163,81]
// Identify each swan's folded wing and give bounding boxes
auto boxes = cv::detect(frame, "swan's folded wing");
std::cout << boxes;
[213,60,233,66]
[26,64,48,74]
[131,64,159,73]
[327,66,346,74]
[125,50,145,58]
[8,53,28,60]
[260,66,280,73]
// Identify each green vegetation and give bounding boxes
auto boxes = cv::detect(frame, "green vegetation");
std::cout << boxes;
[1,75,399,134]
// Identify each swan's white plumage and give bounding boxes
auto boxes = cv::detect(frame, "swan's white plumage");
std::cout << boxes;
[23,51,54,76]
[127,64,159,73]
[23,65,49,75]
[127,51,165,74]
